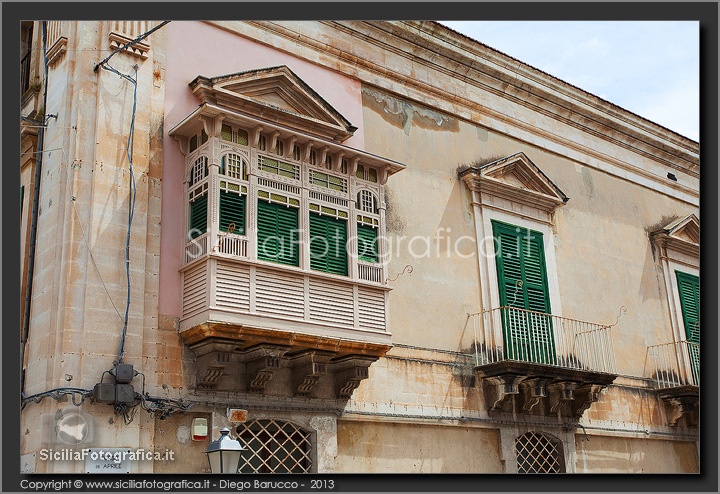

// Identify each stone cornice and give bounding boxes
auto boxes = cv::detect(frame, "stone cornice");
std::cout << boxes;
[206,20,698,205]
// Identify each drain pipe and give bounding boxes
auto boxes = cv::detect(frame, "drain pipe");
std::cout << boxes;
[21,21,49,396]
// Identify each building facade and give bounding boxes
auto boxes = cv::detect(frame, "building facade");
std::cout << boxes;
[20,21,700,474]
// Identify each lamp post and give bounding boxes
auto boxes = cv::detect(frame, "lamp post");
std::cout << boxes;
[206,427,243,474]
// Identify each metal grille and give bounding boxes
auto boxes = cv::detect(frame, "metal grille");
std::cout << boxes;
[515,432,564,473]
[237,420,312,473]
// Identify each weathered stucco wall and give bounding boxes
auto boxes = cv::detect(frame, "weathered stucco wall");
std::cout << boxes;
[336,420,503,473]
[575,435,698,473]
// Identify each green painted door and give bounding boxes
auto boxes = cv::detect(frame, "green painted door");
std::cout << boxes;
[492,220,555,364]
[676,271,699,384]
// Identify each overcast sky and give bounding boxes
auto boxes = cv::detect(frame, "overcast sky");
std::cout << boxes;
[440,21,699,142]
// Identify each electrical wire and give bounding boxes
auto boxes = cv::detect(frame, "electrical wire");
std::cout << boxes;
[72,198,124,322]
[95,61,138,365]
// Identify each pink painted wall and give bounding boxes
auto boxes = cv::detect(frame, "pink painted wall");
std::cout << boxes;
[159,21,366,317]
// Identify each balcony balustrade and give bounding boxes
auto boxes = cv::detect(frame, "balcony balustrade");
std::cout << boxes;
[647,339,699,427]
[468,306,618,419]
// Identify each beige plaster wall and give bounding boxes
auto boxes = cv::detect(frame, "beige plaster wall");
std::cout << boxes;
[575,435,698,473]
[361,86,698,377]
[336,420,503,473]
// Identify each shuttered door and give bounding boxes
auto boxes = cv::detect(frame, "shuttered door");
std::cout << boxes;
[257,199,299,266]
[676,271,699,383]
[219,190,246,234]
[309,212,348,276]
[357,224,379,263]
[492,220,555,364]
[189,194,208,239]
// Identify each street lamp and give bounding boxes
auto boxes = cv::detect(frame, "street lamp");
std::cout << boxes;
[206,427,243,474]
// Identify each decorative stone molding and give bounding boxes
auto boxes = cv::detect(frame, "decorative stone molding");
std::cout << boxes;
[108,21,154,60]
[188,66,357,142]
[475,361,616,421]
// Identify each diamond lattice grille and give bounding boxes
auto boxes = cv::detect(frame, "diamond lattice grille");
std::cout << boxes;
[237,420,312,473]
[515,432,563,473]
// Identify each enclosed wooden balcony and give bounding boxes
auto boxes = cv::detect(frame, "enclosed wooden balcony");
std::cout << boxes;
[179,237,390,401]
[647,340,699,426]
[469,307,618,419]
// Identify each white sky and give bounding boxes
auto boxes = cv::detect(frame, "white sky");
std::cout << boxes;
[440,21,699,142]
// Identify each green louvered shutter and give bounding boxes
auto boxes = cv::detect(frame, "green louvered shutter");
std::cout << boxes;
[676,271,699,383]
[256,199,299,266]
[189,194,208,239]
[492,220,555,364]
[309,212,348,276]
[357,224,379,263]
[219,190,246,234]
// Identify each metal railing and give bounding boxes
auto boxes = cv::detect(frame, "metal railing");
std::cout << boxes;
[647,340,699,389]
[470,306,617,374]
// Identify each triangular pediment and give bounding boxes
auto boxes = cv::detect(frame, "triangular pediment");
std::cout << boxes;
[189,66,356,142]
[658,214,700,244]
[459,152,569,213]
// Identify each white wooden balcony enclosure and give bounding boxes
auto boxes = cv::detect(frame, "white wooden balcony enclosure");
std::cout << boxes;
[469,306,618,420]
[170,66,406,403]
[646,340,699,427]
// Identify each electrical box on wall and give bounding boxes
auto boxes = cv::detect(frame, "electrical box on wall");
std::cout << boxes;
[93,383,115,403]
[191,418,208,441]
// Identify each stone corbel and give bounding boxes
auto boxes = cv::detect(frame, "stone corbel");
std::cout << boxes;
[241,344,291,393]
[250,126,264,148]
[666,396,698,427]
[548,381,578,415]
[212,114,226,138]
[333,356,376,399]
[572,383,606,418]
[521,378,549,413]
[290,350,334,396]
[195,352,232,390]
[483,374,525,414]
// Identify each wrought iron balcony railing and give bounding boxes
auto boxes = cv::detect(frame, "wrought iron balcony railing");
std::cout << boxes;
[647,340,699,389]
[469,306,617,374]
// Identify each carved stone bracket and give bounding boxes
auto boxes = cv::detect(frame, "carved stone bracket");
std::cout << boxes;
[241,344,291,393]
[190,339,241,390]
[333,355,375,398]
[484,374,525,414]
[657,385,699,427]
[475,361,616,420]
[289,350,334,397]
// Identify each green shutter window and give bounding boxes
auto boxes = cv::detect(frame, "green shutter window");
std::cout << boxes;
[189,194,208,239]
[256,199,299,266]
[219,190,246,234]
[309,212,348,276]
[676,271,700,383]
[492,220,555,364]
[357,224,379,263]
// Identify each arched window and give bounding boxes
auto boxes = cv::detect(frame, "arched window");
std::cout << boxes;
[236,419,312,473]
[515,431,565,473]
[357,189,378,214]
[220,153,247,181]
[189,156,208,186]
